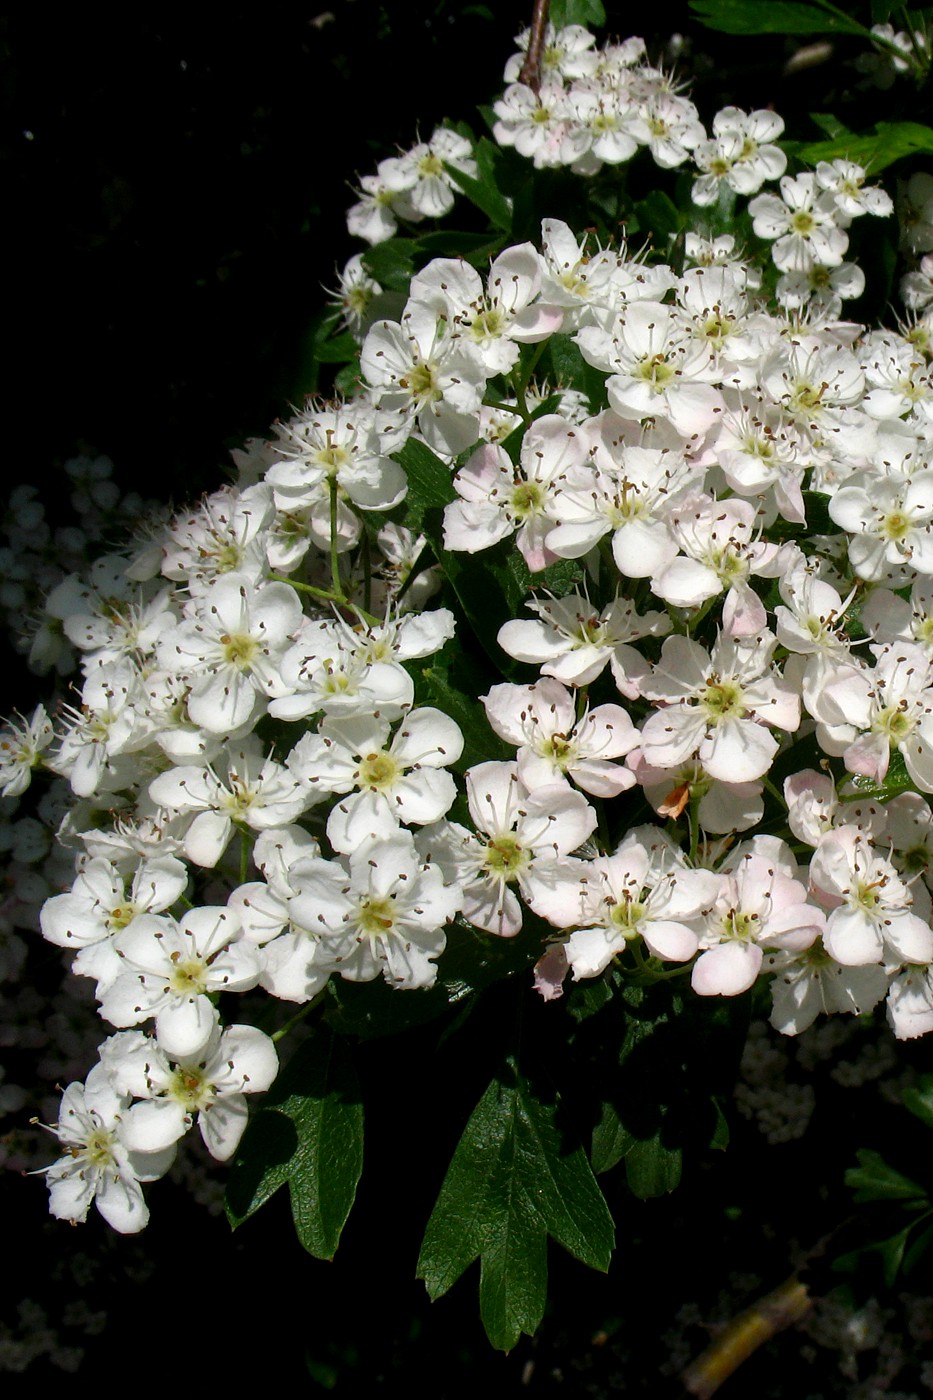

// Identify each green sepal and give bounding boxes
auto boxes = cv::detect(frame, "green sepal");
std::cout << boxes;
[225,1025,363,1261]
[416,1056,615,1352]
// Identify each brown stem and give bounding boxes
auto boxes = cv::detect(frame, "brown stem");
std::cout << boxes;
[681,1275,813,1399]
[518,0,550,93]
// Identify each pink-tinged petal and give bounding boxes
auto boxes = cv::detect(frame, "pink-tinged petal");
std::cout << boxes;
[642,920,699,962]
[611,519,678,580]
[184,810,233,868]
[844,731,891,783]
[887,970,933,1040]
[94,1174,151,1234]
[722,582,767,639]
[691,941,762,996]
[462,878,523,937]
[565,926,622,979]
[883,910,933,964]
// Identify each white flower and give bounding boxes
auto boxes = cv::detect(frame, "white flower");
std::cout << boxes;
[810,827,933,967]
[159,573,302,734]
[103,1025,278,1162]
[0,705,53,798]
[379,128,477,222]
[40,1061,174,1233]
[286,831,461,989]
[287,706,463,855]
[361,300,486,457]
[482,677,638,796]
[749,174,849,272]
[99,906,260,1058]
[421,762,597,938]
[639,632,800,783]
[497,590,670,694]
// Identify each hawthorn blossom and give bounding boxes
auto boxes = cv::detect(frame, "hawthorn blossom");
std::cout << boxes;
[99,906,260,1058]
[378,127,477,222]
[443,417,587,570]
[286,831,462,989]
[539,831,721,975]
[159,573,302,735]
[422,762,597,938]
[691,841,824,997]
[497,590,670,694]
[809,827,933,967]
[40,1061,175,1233]
[361,299,486,456]
[287,706,463,854]
[102,1025,278,1162]
[0,705,53,798]
[148,740,317,867]
[749,173,849,272]
[576,299,724,438]
[639,632,800,783]
[482,678,638,796]
[691,107,786,205]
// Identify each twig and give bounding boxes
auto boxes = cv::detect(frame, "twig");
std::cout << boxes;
[518,0,550,93]
[681,1275,813,1398]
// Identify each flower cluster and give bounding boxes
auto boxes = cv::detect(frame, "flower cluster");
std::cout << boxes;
[17,21,933,1236]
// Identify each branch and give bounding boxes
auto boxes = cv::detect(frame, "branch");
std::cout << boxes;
[681,1275,813,1398]
[518,0,550,93]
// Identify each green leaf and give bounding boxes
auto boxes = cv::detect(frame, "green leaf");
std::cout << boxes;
[903,1076,933,1132]
[709,1096,731,1152]
[808,112,853,140]
[445,143,513,233]
[631,190,684,251]
[226,1027,363,1260]
[547,333,608,411]
[393,436,457,535]
[567,978,746,1197]
[551,0,607,27]
[313,329,360,364]
[688,0,867,34]
[417,1057,615,1351]
[797,121,933,172]
[845,1148,928,1204]
[416,229,506,264]
[361,238,418,292]
[417,665,511,772]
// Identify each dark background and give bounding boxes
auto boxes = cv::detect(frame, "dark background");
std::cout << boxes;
[1,1,849,500]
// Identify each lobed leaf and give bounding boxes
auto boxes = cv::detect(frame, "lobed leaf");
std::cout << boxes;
[796,121,933,172]
[417,1057,615,1351]
[688,0,867,35]
[225,1026,363,1260]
